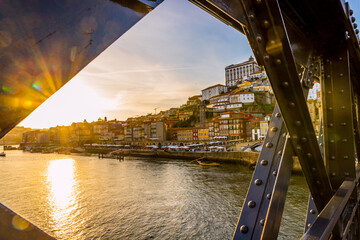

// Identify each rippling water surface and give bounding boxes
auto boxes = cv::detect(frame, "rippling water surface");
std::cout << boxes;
[0,151,308,239]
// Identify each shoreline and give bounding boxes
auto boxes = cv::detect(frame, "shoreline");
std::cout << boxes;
[113,150,303,174]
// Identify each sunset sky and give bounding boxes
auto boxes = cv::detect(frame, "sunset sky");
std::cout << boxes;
[19,0,360,129]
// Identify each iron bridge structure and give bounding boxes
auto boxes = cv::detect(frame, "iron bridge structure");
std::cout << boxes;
[0,0,360,239]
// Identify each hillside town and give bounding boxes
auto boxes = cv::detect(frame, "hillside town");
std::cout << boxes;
[6,57,321,152]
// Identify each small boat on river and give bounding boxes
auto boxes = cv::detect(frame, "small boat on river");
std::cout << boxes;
[0,152,6,157]
[197,161,220,166]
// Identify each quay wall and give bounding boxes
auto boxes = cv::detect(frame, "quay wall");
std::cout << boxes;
[119,150,302,173]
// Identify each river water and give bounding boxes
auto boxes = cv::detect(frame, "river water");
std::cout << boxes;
[0,151,308,239]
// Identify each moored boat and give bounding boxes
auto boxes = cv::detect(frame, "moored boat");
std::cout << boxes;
[0,152,6,157]
[197,161,220,166]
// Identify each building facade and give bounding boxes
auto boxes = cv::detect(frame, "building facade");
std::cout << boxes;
[209,111,252,141]
[201,84,227,100]
[225,56,262,87]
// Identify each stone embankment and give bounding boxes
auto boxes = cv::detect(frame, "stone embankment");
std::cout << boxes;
[118,150,302,173]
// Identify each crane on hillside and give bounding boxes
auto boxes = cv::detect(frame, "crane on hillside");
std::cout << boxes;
[154,107,160,115]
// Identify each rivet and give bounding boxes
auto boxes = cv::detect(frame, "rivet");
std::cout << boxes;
[255,0,262,4]
[249,14,255,21]
[248,201,256,208]
[344,155,349,159]
[329,123,333,127]
[264,55,270,61]
[345,172,350,176]
[326,59,330,63]
[260,160,268,166]
[271,127,278,132]
[331,156,335,160]
[263,20,270,28]
[327,91,332,94]
[327,107,333,111]
[275,112,281,118]
[272,170,277,176]
[316,180,321,185]
[240,225,249,233]
[330,139,334,143]
[307,153,312,158]
[295,121,301,126]
[266,142,273,148]
[256,36,262,42]
[307,223,311,227]
[351,17,355,23]
[327,74,331,78]
[289,102,295,108]
[278,150,282,155]
[301,137,307,142]
[340,89,344,93]
[341,122,347,126]
[354,23,358,29]
[311,167,316,172]
[342,139,348,143]
[340,73,344,77]
[282,82,289,87]
[350,9,354,16]
[331,172,336,176]
[254,179,262,185]
[310,209,316,214]
[260,219,265,226]
[292,135,298,140]
[296,145,301,151]
[276,59,281,65]
[266,193,271,199]
[319,143,323,146]
[341,106,345,109]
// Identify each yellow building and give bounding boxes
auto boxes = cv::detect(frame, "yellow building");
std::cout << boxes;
[198,127,209,141]
[238,81,251,90]
[176,128,193,141]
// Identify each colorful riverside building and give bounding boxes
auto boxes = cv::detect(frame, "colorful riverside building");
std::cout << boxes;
[209,111,253,141]
[172,127,209,142]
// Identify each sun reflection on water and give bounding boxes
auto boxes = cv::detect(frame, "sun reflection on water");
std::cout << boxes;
[46,158,78,235]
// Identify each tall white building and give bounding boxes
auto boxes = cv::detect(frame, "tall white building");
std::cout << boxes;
[225,56,262,87]
[201,84,227,100]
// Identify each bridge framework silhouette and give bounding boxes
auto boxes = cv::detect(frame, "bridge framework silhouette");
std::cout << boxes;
[0,0,359,239]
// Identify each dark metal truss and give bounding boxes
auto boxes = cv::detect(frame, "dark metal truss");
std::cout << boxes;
[0,0,360,239]
[191,0,360,239]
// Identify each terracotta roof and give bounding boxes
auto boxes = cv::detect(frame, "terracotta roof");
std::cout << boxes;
[209,92,230,99]
[202,84,225,91]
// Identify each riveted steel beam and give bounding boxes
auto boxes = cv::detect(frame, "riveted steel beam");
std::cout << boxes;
[260,138,294,240]
[301,180,355,240]
[322,43,356,190]
[237,0,332,211]
[189,0,246,33]
[0,203,55,240]
[304,121,323,233]
[233,105,287,239]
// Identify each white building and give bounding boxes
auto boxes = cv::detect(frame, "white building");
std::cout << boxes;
[230,92,255,104]
[225,56,262,87]
[308,82,320,100]
[249,70,267,81]
[202,84,227,100]
[209,93,230,112]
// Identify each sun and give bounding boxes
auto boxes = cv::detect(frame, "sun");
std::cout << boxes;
[19,76,118,129]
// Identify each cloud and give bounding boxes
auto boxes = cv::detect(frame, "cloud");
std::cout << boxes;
[20,0,253,128]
